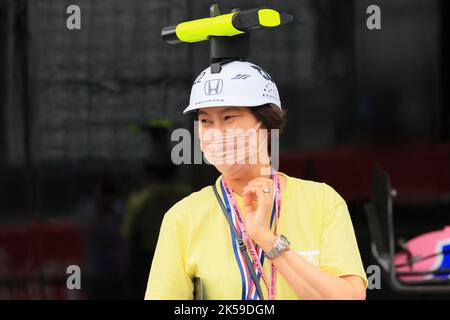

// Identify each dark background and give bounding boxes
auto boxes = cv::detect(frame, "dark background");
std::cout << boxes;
[0,0,449,299]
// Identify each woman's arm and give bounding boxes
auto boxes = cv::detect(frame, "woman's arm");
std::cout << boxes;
[258,233,366,300]
[243,177,366,300]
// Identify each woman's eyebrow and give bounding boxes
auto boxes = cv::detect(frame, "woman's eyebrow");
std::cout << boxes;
[221,107,241,114]
[198,110,210,117]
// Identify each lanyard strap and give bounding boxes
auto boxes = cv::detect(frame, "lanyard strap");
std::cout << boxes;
[220,180,269,300]
[214,170,282,300]
[221,171,281,300]
[221,178,273,290]
[212,182,265,300]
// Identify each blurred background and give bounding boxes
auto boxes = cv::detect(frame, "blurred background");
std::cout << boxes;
[0,0,448,299]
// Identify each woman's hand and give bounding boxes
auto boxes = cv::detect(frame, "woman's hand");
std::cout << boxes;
[242,177,276,250]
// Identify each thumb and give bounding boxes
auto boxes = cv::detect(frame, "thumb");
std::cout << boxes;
[243,190,255,214]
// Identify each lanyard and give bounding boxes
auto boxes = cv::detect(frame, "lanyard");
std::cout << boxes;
[213,183,265,300]
[220,169,282,300]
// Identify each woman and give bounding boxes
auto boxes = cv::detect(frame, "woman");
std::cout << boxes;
[145,61,367,300]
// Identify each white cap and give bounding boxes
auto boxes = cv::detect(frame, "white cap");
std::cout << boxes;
[183,61,281,114]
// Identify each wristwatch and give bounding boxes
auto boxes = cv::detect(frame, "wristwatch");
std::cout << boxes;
[265,234,290,260]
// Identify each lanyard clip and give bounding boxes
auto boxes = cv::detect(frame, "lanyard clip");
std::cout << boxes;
[237,239,247,252]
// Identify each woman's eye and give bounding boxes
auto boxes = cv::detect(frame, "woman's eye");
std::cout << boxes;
[224,115,237,121]
[200,119,212,124]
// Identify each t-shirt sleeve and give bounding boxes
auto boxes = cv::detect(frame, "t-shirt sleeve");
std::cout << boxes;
[144,208,194,300]
[319,184,368,288]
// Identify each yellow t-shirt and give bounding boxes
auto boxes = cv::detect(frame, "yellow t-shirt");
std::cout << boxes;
[145,172,367,300]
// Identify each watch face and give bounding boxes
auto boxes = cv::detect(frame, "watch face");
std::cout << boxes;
[266,235,290,260]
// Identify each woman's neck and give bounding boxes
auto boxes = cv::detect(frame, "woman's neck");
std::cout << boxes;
[224,164,272,197]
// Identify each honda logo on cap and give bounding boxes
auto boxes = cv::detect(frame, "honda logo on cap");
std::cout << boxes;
[204,79,223,95]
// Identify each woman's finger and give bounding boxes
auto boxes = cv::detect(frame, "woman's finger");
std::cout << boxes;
[243,190,255,213]
[243,185,271,213]
[244,179,272,191]
[246,177,273,187]
[244,180,273,200]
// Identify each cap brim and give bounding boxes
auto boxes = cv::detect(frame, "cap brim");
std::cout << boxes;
[183,98,281,114]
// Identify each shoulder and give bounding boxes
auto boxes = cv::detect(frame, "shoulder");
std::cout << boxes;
[282,173,351,234]
[162,184,217,224]
[282,173,346,209]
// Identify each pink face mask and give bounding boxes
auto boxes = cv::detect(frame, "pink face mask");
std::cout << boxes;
[199,121,268,176]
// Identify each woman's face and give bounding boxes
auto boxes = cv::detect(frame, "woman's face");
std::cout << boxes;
[197,106,258,131]
[197,106,268,178]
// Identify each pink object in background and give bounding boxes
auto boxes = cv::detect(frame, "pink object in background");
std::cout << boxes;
[395,226,450,281]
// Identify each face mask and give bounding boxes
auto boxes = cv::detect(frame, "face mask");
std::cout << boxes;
[199,121,268,176]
